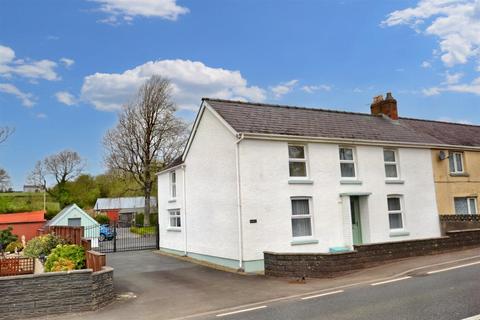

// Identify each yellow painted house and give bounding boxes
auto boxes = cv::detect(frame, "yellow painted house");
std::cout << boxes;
[387,111,480,217]
[431,150,480,215]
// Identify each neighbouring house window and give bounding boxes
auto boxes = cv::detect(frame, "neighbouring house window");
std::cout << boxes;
[384,149,399,179]
[169,209,181,228]
[291,198,312,237]
[288,145,307,177]
[339,147,356,178]
[454,197,477,215]
[170,171,177,198]
[449,152,464,174]
[387,196,404,230]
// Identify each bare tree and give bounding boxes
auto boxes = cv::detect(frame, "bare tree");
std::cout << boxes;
[27,161,47,189]
[0,127,13,144]
[44,150,85,186]
[0,168,10,192]
[28,150,85,207]
[104,76,188,226]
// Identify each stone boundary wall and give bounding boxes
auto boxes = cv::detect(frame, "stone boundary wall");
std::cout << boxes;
[0,266,114,320]
[440,215,480,235]
[264,229,480,278]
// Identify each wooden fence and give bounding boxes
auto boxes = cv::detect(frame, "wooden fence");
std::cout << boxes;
[37,226,84,245]
[0,256,34,276]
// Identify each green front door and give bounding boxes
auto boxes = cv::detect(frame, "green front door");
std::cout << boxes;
[350,196,363,245]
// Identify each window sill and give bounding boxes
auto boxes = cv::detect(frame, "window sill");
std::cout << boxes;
[449,172,469,177]
[340,179,362,185]
[288,179,314,185]
[385,180,404,184]
[167,228,181,232]
[291,239,319,246]
[389,230,410,237]
[168,199,177,203]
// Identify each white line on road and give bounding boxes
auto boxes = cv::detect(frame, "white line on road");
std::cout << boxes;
[427,261,480,275]
[461,314,480,320]
[301,290,344,300]
[172,255,480,320]
[216,305,267,317]
[370,276,412,286]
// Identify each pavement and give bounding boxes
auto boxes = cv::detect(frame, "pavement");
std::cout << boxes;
[38,247,480,320]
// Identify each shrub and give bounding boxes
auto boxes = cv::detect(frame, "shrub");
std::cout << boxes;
[5,240,23,253]
[44,244,85,272]
[135,213,144,227]
[0,226,17,254]
[23,234,67,258]
[95,214,110,224]
[135,213,157,227]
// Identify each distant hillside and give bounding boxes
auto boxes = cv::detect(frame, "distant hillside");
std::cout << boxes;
[0,192,60,218]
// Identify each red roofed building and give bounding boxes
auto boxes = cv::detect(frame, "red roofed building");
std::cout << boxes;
[0,211,46,241]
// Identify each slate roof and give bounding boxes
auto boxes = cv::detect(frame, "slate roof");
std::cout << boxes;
[94,197,157,211]
[204,98,480,147]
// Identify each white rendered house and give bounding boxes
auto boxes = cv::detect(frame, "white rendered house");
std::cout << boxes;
[157,94,443,272]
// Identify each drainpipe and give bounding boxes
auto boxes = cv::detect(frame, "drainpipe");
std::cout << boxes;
[182,164,188,256]
[235,133,245,271]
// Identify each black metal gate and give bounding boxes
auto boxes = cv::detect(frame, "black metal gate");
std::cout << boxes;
[84,222,158,253]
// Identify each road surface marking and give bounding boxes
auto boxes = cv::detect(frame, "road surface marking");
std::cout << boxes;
[171,255,480,320]
[216,305,267,317]
[461,314,480,320]
[427,261,480,275]
[370,276,412,286]
[301,290,344,300]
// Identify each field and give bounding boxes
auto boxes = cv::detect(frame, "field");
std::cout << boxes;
[0,192,60,216]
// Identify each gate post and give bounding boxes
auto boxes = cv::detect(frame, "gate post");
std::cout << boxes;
[113,222,117,253]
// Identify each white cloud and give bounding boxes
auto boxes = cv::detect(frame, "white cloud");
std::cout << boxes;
[55,91,77,106]
[437,117,473,124]
[270,80,298,99]
[81,59,266,111]
[60,58,75,68]
[0,45,59,80]
[423,76,480,96]
[0,83,35,107]
[421,61,432,68]
[92,0,189,24]
[353,88,363,93]
[301,84,332,93]
[422,86,442,96]
[36,113,47,119]
[383,0,480,67]
[443,71,463,84]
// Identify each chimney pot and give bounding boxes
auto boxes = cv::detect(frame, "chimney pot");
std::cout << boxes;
[370,92,398,120]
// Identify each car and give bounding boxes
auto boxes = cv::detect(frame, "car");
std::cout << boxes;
[99,224,115,241]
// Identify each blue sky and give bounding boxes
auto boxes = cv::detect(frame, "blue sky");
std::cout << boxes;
[1,0,480,189]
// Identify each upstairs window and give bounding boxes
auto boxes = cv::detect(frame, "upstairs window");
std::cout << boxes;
[291,198,313,238]
[384,149,399,179]
[289,145,307,177]
[387,196,404,230]
[339,147,356,178]
[449,152,464,174]
[454,197,477,215]
[170,171,177,198]
[169,209,181,228]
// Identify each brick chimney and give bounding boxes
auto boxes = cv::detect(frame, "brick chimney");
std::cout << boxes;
[370,92,398,120]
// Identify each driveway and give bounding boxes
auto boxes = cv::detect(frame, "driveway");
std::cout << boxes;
[41,248,480,320]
